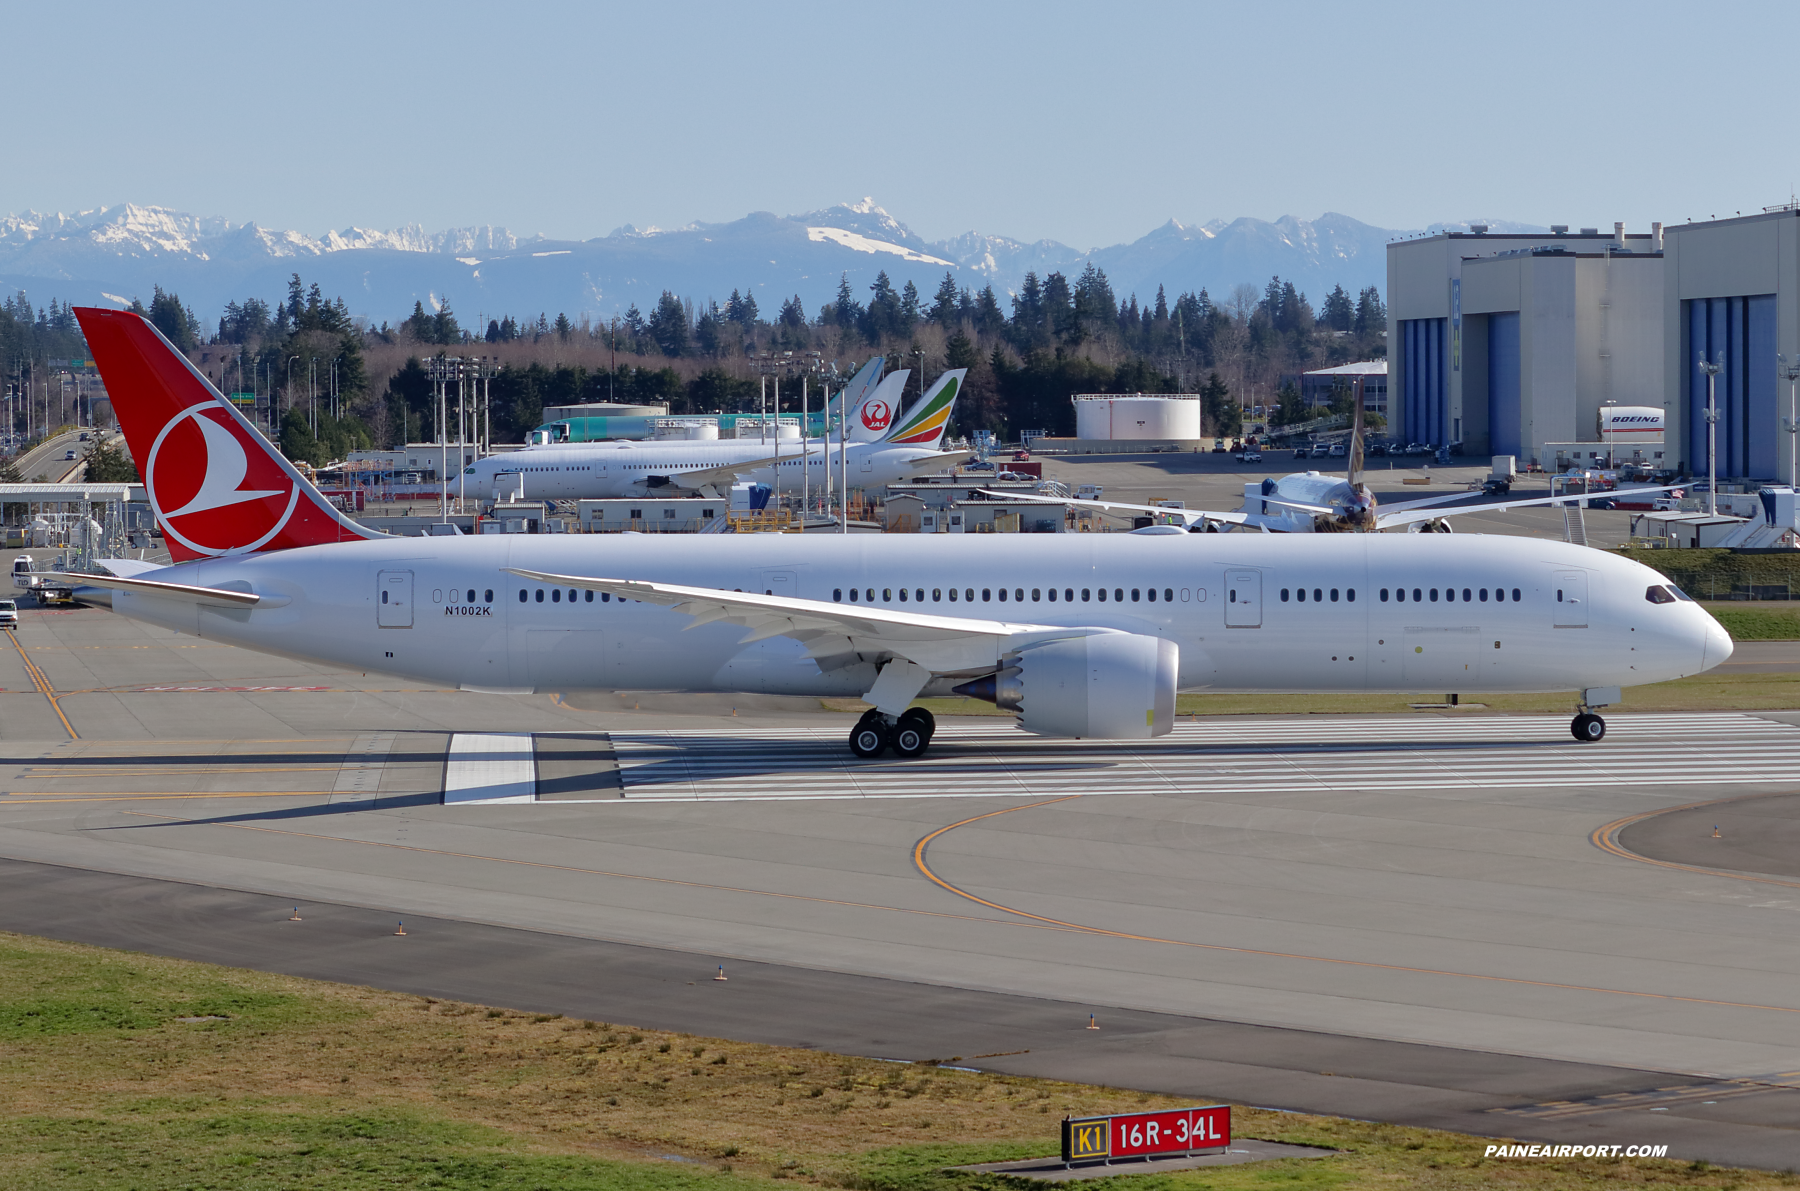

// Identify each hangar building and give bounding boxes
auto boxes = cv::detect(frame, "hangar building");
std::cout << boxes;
[1660,209,1800,483]
[1387,225,1665,462]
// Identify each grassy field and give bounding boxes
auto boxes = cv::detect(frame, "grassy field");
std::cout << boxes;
[1701,601,1800,640]
[0,931,1788,1189]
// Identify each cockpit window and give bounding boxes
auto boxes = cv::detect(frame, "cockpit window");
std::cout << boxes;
[1668,585,1693,601]
[1645,585,1677,604]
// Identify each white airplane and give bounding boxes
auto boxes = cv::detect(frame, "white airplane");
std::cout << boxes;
[60,308,1731,760]
[1013,404,1674,533]
[463,369,966,501]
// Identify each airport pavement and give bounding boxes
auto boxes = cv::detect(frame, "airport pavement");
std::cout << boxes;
[6,602,1800,1167]
[1037,452,1641,546]
[2,856,1798,1170]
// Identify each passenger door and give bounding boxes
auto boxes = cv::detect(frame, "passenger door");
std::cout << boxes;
[1224,570,1261,627]
[1553,570,1588,628]
[377,570,413,628]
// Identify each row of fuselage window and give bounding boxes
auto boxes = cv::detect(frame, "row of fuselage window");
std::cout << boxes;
[1276,586,1528,604]
[454,582,1553,610]
[834,586,1176,605]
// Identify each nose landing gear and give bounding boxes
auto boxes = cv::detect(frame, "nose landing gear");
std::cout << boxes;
[1570,686,1619,743]
[847,707,935,758]
[1571,712,1606,742]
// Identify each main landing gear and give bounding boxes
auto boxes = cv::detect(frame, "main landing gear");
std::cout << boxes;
[848,707,936,758]
[1571,711,1606,742]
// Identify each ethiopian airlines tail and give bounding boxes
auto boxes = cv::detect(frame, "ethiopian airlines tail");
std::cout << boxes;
[882,369,966,447]
[74,307,386,562]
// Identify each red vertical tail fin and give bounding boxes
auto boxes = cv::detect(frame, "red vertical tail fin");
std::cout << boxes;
[75,307,384,561]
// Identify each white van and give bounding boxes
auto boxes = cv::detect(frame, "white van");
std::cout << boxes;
[0,599,17,629]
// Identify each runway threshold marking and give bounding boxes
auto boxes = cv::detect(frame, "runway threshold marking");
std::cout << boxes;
[911,800,1800,1020]
[1592,799,1800,892]
[7,629,77,740]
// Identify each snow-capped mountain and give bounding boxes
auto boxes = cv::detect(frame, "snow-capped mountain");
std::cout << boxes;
[0,200,1520,327]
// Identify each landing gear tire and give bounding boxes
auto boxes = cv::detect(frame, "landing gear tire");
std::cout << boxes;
[849,718,890,758]
[891,713,933,758]
[1571,712,1606,742]
[897,707,935,748]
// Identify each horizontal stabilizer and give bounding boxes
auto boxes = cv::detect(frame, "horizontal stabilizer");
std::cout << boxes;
[44,572,262,606]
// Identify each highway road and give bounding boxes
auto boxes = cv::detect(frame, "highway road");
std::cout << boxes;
[8,427,116,482]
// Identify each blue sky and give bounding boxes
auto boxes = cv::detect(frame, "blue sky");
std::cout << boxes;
[7,0,1797,247]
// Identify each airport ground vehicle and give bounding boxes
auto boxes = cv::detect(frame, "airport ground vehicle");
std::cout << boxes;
[0,599,15,628]
[59,308,1733,755]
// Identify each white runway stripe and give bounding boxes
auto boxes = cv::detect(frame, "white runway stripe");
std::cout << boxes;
[596,713,1800,802]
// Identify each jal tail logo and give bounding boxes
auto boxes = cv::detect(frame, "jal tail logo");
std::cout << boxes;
[861,399,892,431]
[146,404,301,556]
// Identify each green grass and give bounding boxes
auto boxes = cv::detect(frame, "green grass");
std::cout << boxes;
[0,917,1790,1188]
[1701,601,1800,640]
[0,1107,769,1191]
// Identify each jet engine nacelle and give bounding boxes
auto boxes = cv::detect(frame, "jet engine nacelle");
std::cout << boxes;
[959,633,1178,739]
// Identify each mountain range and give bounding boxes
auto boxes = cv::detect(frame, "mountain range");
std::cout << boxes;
[0,201,1542,330]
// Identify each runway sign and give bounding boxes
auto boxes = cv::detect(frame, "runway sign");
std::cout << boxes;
[1062,1105,1229,1163]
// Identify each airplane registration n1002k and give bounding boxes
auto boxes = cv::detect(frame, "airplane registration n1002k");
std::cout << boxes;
[62,308,1732,759]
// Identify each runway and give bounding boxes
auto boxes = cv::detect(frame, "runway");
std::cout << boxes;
[5,603,1800,1167]
[607,713,1800,800]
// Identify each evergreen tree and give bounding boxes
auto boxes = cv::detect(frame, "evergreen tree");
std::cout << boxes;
[973,286,1006,337]
[401,301,435,342]
[1010,273,1044,346]
[695,303,723,356]
[862,271,903,343]
[929,272,959,324]
[1072,263,1117,336]
[1040,272,1076,344]
[778,295,806,328]
[147,285,197,351]
[1353,286,1386,337]
[83,439,139,483]
[1320,284,1354,332]
[647,291,690,357]
[1200,372,1234,436]
[553,312,573,341]
[899,280,922,329]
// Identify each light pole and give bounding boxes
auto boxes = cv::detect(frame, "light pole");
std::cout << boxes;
[286,355,300,421]
[1698,352,1723,516]
[1779,354,1800,490]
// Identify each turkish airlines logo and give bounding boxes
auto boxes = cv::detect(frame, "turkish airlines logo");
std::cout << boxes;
[146,404,300,556]
[861,399,892,431]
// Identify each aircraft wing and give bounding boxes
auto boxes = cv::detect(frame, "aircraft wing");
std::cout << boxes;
[1258,495,1338,515]
[895,449,970,474]
[662,451,802,490]
[975,489,1250,526]
[1373,485,1676,529]
[505,569,1105,675]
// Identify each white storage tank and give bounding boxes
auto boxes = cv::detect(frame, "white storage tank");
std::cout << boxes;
[1073,394,1201,440]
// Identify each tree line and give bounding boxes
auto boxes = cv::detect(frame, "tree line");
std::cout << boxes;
[4,262,1387,460]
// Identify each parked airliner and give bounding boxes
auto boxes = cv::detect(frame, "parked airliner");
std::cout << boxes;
[462,369,966,501]
[61,308,1731,759]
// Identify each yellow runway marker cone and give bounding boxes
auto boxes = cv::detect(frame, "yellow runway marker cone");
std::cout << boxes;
[1714,825,1722,838]
[288,907,302,921]
[714,965,728,981]
[1086,1014,1099,1030]
[395,921,407,936]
